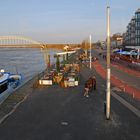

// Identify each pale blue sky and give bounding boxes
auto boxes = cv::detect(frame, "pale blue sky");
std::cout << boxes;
[0,0,140,43]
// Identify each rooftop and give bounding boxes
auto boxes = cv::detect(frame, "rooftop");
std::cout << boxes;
[135,8,140,14]
[131,16,135,20]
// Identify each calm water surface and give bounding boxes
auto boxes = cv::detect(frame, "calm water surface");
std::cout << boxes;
[0,48,60,82]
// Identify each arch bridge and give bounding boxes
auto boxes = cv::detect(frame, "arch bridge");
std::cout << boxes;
[0,36,46,48]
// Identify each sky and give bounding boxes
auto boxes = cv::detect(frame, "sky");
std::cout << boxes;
[0,0,140,43]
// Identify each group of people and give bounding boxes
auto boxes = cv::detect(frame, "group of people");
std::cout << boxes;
[84,76,96,98]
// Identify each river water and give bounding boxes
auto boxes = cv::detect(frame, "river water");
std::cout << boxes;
[0,48,60,82]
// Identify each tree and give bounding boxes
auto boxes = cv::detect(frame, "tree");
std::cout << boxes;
[54,54,60,72]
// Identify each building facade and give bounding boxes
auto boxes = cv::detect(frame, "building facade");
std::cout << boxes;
[135,9,140,46]
[111,33,123,48]
[123,8,140,46]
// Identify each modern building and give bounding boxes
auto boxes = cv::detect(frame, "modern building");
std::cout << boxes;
[123,8,140,47]
[95,40,106,49]
[111,33,123,48]
[135,8,140,46]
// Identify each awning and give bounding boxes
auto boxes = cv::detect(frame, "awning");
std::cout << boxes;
[117,51,138,55]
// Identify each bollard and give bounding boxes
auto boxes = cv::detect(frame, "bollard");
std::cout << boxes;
[133,93,135,99]
[123,87,125,92]
[104,101,106,115]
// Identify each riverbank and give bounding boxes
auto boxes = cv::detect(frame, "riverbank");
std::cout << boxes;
[0,50,78,123]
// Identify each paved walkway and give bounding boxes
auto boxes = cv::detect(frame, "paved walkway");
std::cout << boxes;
[92,61,140,100]
[0,61,139,140]
[98,58,140,89]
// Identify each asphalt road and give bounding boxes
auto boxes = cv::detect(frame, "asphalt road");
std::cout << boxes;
[0,62,139,140]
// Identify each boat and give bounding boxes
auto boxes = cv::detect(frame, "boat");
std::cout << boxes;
[56,51,76,56]
[0,69,22,104]
[8,74,22,88]
[0,72,9,94]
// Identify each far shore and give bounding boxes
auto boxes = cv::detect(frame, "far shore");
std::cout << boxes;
[0,44,81,49]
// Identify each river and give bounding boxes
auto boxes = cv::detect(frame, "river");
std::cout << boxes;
[0,48,61,82]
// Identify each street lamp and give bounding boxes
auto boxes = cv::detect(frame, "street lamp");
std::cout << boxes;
[89,35,92,69]
[106,5,111,119]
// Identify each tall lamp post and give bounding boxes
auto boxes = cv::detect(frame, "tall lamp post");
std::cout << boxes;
[89,35,92,69]
[106,5,111,119]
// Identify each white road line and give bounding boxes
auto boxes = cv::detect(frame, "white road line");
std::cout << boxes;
[112,92,140,118]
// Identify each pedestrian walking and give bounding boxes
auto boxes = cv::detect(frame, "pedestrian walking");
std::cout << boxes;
[84,82,89,97]
[88,77,93,91]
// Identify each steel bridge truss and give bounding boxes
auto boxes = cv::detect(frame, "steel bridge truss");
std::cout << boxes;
[0,36,45,48]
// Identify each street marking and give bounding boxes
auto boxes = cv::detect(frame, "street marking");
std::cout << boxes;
[112,92,140,118]
[61,121,68,126]
[112,87,122,92]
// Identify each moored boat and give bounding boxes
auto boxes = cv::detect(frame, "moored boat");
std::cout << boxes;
[0,69,22,104]
[0,72,9,94]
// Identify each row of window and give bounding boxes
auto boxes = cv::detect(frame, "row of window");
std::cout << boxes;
[136,22,140,27]
[136,38,140,45]
[125,33,140,36]
[136,30,140,35]
[126,27,140,33]
[124,11,140,45]
[126,25,140,29]
[135,13,140,19]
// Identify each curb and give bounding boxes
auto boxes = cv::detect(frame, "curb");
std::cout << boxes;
[0,93,30,124]
[112,91,140,118]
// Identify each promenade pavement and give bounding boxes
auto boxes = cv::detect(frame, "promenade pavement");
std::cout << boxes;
[92,49,140,100]
[93,50,140,90]
[93,60,140,100]
[0,58,140,140]
[111,62,140,78]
